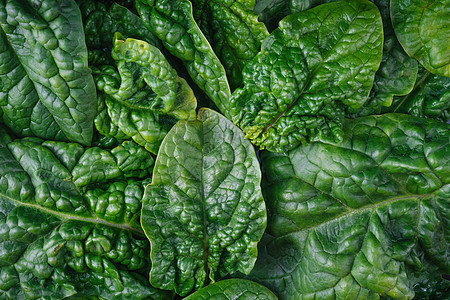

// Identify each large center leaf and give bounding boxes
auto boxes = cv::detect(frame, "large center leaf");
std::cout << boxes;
[229,0,383,153]
[246,113,449,299]
[142,108,266,296]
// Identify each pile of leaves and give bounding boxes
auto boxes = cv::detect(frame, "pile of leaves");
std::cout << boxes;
[0,0,448,299]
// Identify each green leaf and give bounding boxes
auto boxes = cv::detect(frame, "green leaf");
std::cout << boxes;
[384,68,450,122]
[246,114,449,299]
[0,0,97,145]
[136,0,232,116]
[184,279,278,299]
[0,129,170,299]
[142,108,266,296]
[94,35,197,154]
[191,0,269,90]
[390,0,450,77]
[77,0,161,65]
[229,0,383,153]
[348,0,419,117]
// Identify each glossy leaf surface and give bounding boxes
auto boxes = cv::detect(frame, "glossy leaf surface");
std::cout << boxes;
[384,68,450,122]
[192,0,269,90]
[246,114,450,299]
[391,0,450,77]
[184,279,278,300]
[230,0,383,153]
[0,129,170,299]
[142,109,266,296]
[94,35,197,154]
[0,0,97,145]
[136,0,232,116]
[349,0,418,118]
[77,0,161,65]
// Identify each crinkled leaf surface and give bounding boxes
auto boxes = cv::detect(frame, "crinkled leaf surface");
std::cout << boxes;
[142,108,266,296]
[93,35,197,154]
[229,0,383,153]
[191,0,269,90]
[245,114,449,299]
[391,0,450,77]
[77,0,161,65]
[184,279,278,300]
[0,0,97,145]
[348,0,419,117]
[383,68,450,122]
[136,0,232,116]
[0,129,170,299]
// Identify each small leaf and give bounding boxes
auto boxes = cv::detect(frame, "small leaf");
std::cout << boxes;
[184,279,278,300]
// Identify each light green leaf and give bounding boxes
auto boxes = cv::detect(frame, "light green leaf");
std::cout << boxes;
[142,108,266,296]
[184,279,278,300]
[391,0,450,77]
[94,35,197,154]
[246,114,450,299]
[230,0,383,153]
[0,0,97,145]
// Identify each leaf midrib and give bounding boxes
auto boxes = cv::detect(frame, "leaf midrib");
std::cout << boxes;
[0,191,145,237]
[258,4,368,136]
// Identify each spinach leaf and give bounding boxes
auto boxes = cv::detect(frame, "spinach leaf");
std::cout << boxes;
[136,0,232,116]
[142,109,266,296]
[391,0,450,77]
[246,114,449,299]
[383,67,450,122]
[93,34,197,154]
[184,279,278,299]
[229,0,383,153]
[0,0,97,145]
[191,0,269,90]
[0,129,170,299]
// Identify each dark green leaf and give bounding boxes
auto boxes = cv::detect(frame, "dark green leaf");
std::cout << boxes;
[246,114,449,299]
[391,0,450,77]
[0,0,97,145]
[383,68,450,122]
[0,129,170,298]
[230,0,383,153]
[191,0,269,90]
[136,0,232,116]
[142,108,266,296]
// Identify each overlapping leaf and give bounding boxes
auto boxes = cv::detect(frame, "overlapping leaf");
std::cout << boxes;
[93,34,197,154]
[0,0,97,145]
[0,129,169,299]
[191,0,269,90]
[136,0,232,116]
[391,0,450,77]
[245,114,450,299]
[229,0,383,153]
[142,109,266,296]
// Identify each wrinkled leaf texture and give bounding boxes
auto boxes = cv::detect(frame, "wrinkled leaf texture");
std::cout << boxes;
[0,128,170,299]
[230,0,383,153]
[0,0,97,145]
[246,113,449,299]
[142,108,266,296]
